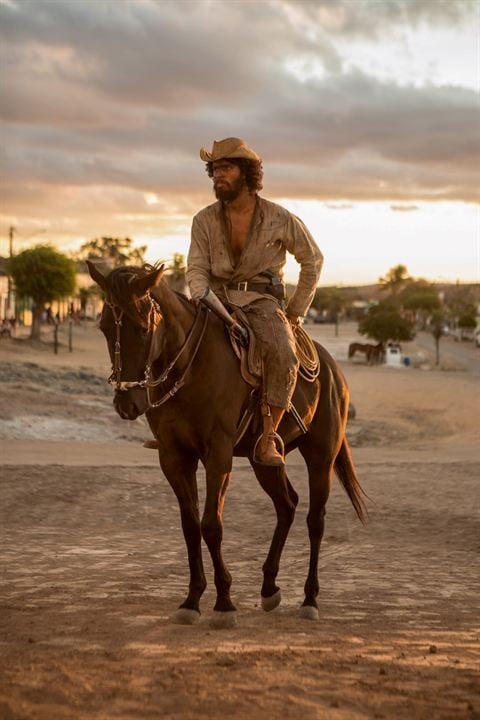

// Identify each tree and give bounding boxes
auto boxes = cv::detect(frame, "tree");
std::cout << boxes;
[443,285,477,328]
[328,287,348,337]
[312,286,348,336]
[358,300,416,344]
[7,245,76,340]
[165,253,187,293]
[77,236,147,267]
[78,285,103,314]
[430,308,447,366]
[379,264,411,297]
[312,287,331,313]
[399,282,441,329]
[457,313,477,331]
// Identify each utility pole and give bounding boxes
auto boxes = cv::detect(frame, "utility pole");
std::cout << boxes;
[6,226,15,315]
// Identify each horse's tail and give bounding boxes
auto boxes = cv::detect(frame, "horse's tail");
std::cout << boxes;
[334,437,368,524]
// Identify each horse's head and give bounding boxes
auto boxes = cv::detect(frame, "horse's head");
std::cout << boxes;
[87,261,164,420]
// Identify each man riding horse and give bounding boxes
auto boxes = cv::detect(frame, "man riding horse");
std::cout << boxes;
[186,137,323,466]
[87,151,364,621]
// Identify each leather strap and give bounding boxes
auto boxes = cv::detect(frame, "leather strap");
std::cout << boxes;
[144,307,208,408]
[227,282,275,294]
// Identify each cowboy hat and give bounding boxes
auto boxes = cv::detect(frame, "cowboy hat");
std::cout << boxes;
[199,137,261,163]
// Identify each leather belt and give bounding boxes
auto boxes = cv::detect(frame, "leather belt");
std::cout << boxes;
[227,282,273,293]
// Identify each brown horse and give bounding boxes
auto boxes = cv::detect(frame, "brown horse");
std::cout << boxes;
[348,341,384,365]
[88,262,366,627]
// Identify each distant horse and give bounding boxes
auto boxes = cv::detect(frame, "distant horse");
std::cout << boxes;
[348,341,384,365]
[88,262,366,627]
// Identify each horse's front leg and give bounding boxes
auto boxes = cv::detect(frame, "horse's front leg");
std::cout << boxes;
[160,452,206,625]
[201,454,236,628]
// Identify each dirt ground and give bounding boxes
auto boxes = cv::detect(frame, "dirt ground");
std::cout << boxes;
[0,321,479,720]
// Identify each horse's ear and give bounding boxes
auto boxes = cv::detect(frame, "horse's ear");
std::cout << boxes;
[86,260,107,291]
[130,265,165,298]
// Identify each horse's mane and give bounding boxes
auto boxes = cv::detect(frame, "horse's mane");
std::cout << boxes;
[103,265,158,326]
[106,264,153,298]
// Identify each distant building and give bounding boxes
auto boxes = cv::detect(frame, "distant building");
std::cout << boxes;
[0,257,13,319]
[0,256,106,326]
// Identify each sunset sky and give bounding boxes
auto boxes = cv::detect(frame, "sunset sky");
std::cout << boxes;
[0,0,478,285]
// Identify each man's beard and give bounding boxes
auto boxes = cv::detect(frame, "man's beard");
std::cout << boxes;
[213,176,245,202]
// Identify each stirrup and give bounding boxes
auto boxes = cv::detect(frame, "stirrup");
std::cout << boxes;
[253,431,285,466]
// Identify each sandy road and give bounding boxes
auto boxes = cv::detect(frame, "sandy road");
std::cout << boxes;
[412,330,480,375]
[0,323,479,719]
[1,456,479,720]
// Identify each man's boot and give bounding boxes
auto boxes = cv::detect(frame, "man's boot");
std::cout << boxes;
[255,405,286,466]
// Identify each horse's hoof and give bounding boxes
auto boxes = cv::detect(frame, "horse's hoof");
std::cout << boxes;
[210,611,237,629]
[172,608,201,625]
[299,604,319,621]
[261,589,282,612]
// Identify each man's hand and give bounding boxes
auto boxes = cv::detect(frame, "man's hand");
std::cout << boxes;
[286,313,300,326]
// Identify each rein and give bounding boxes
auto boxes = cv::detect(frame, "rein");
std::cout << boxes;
[144,306,208,409]
[105,295,208,409]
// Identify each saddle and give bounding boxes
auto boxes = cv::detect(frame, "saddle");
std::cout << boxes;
[228,307,263,386]
[227,307,321,448]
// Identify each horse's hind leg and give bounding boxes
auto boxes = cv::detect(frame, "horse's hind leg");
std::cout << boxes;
[298,453,334,621]
[250,461,299,611]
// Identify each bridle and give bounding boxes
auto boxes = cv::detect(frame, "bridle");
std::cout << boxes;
[105,299,131,391]
[104,294,208,409]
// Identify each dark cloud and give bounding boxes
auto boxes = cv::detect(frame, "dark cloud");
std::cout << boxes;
[0,0,477,247]
[280,0,474,37]
[2,67,477,203]
[0,0,315,109]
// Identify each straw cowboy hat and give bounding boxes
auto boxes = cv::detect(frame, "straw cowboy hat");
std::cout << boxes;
[199,137,261,163]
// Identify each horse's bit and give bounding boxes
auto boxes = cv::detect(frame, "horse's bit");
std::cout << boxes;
[105,295,208,409]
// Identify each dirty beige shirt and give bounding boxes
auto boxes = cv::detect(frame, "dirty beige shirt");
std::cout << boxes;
[187,196,323,317]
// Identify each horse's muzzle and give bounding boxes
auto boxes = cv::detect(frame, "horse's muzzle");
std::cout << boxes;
[113,386,148,420]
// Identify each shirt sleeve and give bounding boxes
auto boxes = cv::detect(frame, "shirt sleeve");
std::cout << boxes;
[186,215,212,300]
[283,214,323,317]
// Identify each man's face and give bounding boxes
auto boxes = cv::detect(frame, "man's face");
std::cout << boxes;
[212,160,245,201]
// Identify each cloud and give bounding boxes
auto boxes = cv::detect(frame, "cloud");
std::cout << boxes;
[2,68,477,202]
[0,0,320,109]
[280,0,474,38]
[0,0,478,253]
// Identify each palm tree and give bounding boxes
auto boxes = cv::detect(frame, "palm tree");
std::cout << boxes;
[379,264,411,297]
[167,253,187,293]
[77,237,146,267]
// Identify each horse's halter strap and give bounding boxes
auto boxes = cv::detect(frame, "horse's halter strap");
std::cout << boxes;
[105,295,159,391]
[105,294,208,408]
[143,305,208,409]
[105,299,126,390]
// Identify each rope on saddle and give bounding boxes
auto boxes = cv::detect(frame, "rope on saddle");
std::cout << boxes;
[294,325,320,382]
